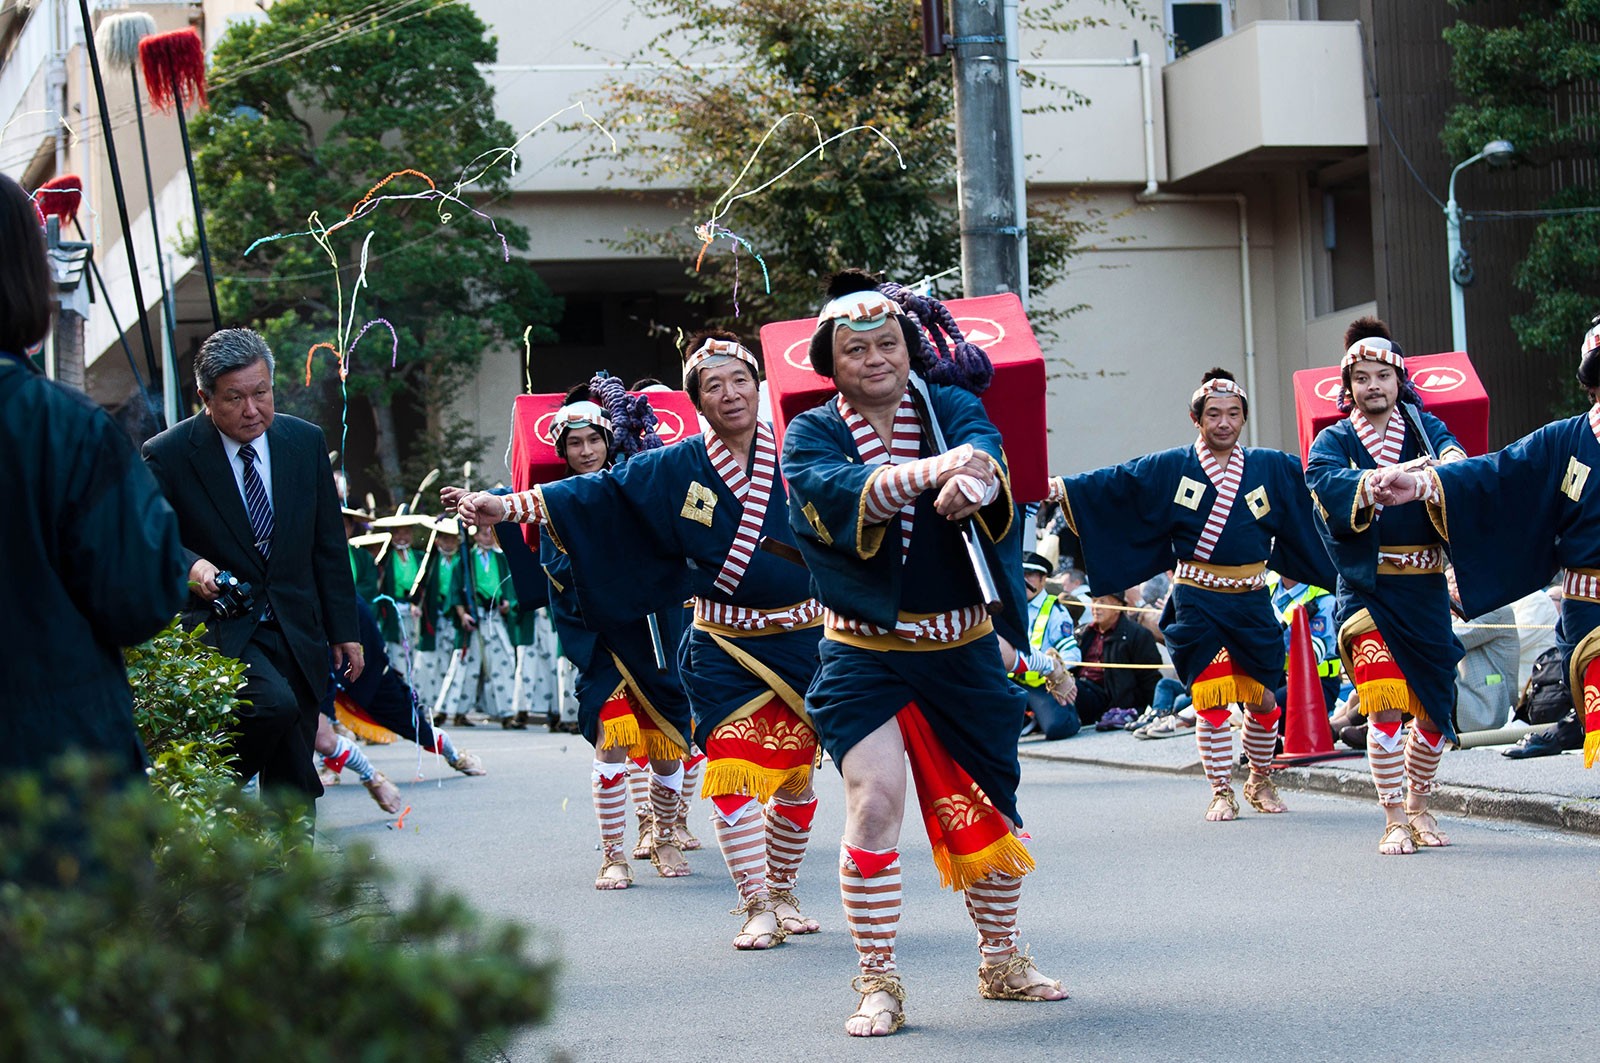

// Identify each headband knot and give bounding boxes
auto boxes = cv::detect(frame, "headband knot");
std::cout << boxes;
[682,337,759,388]
[1341,336,1405,374]
[1190,377,1248,407]
[551,400,612,444]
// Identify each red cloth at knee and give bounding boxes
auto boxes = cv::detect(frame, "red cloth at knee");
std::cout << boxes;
[772,797,818,831]
[324,745,351,772]
[1196,707,1233,729]
[1371,719,1403,740]
[630,755,650,770]
[712,794,756,819]
[1250,708,1283,730]
[844,845,899,878]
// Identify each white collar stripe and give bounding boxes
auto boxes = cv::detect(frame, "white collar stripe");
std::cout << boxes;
[707,423,779,596]
[1190,441,1245,563]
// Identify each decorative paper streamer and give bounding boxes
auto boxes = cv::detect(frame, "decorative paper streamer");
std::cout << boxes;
[247,103,618,489]
[690,113,905,300]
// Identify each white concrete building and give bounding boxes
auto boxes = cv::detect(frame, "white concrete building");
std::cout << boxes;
[3,0,1381,483]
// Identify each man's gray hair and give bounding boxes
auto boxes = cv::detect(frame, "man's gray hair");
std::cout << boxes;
[195,328,276,396]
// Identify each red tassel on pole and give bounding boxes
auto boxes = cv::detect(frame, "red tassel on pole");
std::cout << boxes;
[36,174,84,224]
[139,28,208,112]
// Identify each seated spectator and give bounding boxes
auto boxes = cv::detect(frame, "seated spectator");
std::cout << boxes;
[1449,567,1520,733]
[1009,553,1083,740]
[1511,584,1559,691]
[1071,592,1161,727]
[1056,566,1092,625]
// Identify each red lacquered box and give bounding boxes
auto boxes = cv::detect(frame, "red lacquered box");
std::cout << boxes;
[760,292,1049,503]
[510,389,702,544]
[1292,351,1489,464]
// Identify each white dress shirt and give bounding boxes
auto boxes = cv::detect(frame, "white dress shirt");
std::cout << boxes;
[220,429,274,515]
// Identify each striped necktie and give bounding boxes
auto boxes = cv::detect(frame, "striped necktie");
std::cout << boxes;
[238,442,274,558]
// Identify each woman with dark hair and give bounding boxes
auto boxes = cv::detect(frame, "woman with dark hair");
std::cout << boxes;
[0,171,186,806]
[0,175,55,357]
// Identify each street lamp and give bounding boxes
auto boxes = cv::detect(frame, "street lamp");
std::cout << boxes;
[1445,138,1514,352]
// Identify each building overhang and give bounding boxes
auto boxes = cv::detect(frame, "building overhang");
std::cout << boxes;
[1162,21,1368,184]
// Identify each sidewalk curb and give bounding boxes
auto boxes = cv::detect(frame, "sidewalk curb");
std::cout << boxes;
[1021,748,1600,837]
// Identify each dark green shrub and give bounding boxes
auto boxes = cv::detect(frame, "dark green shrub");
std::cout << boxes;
[0,761,554,1061]
[124,619,244,820]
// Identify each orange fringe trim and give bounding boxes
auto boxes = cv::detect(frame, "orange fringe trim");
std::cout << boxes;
[598,713,684,761]
[335,702,397,744]
[932,830,1037,893]
[1353,678,1420,716]
[701,760,813,804]
[599,712,641,754]
[1585,730,1599,771]
[1190,674,1266,711]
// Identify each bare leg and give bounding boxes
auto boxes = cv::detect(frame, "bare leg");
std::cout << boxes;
[839,720,908,1037]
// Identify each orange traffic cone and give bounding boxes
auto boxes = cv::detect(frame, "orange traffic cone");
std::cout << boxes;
[1275,605,1360,765]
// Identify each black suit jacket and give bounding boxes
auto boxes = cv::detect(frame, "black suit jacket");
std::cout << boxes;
[142,412,357,698]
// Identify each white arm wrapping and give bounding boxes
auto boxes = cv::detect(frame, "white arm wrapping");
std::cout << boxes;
[862,443,974,522]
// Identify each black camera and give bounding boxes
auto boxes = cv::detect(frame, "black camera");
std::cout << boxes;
[211,571,257,620]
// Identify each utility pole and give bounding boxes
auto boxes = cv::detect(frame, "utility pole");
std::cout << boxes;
[944,0,1022,298]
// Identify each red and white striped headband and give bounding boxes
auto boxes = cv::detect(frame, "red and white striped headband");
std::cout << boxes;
[1190,377,1248,407]
[816,290,906,330]
[1341,337,1405,374]
[683,337,759,387]
[1584,321,1600,360]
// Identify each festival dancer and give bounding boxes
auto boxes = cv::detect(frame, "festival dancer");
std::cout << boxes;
[782,271,1065,1037]
[316,596,487,809]
[422,519,472,726]
[1373,318,1600,771]
[458,335,825,948]
[371,511,435,681]
[1304,318,1465,855]
[446,382,693,889]
[1053,369,1335,820]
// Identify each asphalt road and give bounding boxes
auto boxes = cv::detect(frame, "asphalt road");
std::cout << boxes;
[320,728,1596,1063]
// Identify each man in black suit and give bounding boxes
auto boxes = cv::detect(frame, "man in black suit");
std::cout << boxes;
[143,329,361,806]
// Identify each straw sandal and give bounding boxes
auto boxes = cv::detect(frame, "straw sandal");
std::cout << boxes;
[1205,787,1239,822]
[1378,820,1416,856]
[846,973,907,1037]
[631,815,653,860]
[731,893,786,950]
[674,795,703,851]
[1407,808,1451,847]
[650,826,691,878]
[1243,772,1288,813]
[977,949,1067,1001]
[595,853,633,890]
[768,888,820,935]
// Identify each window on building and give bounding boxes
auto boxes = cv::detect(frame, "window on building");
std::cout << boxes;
[1167,1,1231,58]
[1308,167,1375,316]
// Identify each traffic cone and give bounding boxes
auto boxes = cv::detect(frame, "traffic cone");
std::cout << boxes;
[1275,605,1360,765]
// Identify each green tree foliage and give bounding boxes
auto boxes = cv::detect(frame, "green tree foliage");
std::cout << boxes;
[1444,1,1600,406]
[593,0,1139,329]
[123,619,243,836]
[0,762,553,1060]
[192,0,562,499]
